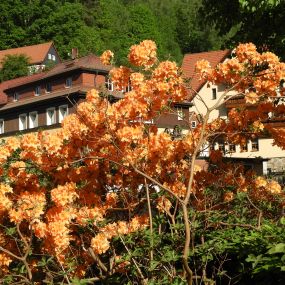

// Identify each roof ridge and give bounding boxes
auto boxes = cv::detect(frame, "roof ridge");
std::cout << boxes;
[0,42,53,53]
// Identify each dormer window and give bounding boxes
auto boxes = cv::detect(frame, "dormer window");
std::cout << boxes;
[46,82,52,93]
[13,92,19,102]
[65,77,72,88]
[35,86,41,96]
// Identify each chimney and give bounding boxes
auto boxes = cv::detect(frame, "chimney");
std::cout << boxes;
[71,48,78,60]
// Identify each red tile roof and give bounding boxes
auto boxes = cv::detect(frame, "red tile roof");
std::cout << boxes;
[182,49,231,95]
[0,54,112,104]
[0,42,55,67]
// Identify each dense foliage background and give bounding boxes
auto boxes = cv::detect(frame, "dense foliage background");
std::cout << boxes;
[0,0,229,65]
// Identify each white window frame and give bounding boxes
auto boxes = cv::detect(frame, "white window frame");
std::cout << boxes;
[13,92,19,102]
[0,119,4,134]
[35,86,41,96]
[65,77,72,88]
[19,114,27,131]
[52,55,56,61]
[29,111,38,129]
[105,78,113,91]
[177,107,184,121]
[46,107,56,126]
[59,105,68,123]
[48,53,52,60]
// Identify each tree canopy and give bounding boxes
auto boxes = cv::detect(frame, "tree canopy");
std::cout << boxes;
[0,54,30,82]
[201,0,285,59]
[0,0,226,64]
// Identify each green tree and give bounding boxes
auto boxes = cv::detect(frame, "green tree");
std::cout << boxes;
[201,0,285,59]
[0,54,30,82]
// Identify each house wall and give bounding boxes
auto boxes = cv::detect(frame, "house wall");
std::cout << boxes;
[0,96,79,136]
[189,83,228,122]
[43,45,61,65]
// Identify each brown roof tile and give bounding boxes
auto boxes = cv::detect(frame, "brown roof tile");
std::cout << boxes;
[182,49,231,96]
[1,54,112,93]
[0,42,56,67]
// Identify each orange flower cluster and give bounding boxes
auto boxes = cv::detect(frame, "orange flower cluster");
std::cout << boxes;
[0,40,284,279]
[128,40,157,68]
[100,50,114,65]
[195,42,285,97]
[51,182,78,207]
[109,66,131,90]
[9,191,46,223]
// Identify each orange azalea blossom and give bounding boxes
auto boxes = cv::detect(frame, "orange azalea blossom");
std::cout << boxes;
[130,72,145,89]
[91,233,110,254]
[51,182,78,207]
[0,253,12,267]
[100,50,114,65]
[128,40,157,68]
[223,192,234,202]
[109,66,131,90]
[245,91,259,104]
[255,176,268,189]
[156,196,172,213]
[9,191,46,223]
[267,180,282,194]
[0,183,12,211]
[86,88,100,103]
[76,206,105,225]
[195,59,212,79]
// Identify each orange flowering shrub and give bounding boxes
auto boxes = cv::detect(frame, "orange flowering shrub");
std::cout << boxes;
[100,50,114,65]
[0,40,284,283]
[128,39,157,68]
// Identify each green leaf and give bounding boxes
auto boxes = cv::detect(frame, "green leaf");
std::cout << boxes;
[268,243,285,254]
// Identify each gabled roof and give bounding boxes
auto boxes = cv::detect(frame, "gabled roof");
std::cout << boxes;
[0,54,112,103]
[182,49,231,95]
[44,54,112,78]
[0,42,58,67]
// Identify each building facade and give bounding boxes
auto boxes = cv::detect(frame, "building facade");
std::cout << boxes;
[182,50,285,176]
[0,54,193,139]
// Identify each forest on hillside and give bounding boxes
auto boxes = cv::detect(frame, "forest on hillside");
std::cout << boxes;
[0,0,284,64]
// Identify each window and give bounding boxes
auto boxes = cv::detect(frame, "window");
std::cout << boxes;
[65,77,72,88]
[191,121,197,128]
[105,78,113,91]
[241,143,248,152]
[229,143,236,153]
[35,86,41,96]
[177,108,184,121]
[218,142,225,153]
[52,55,56,61]
[251,139,259,151]
[212,88,217,100]
[46,108,56,125]
[59,105,68,123]
[0,119,4,134]
[46,82,52,93]
[48,53,52,60]
[13,92,19,102]
[125,82,132,93]
[19,114,27,130]
[29,112,38,129]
